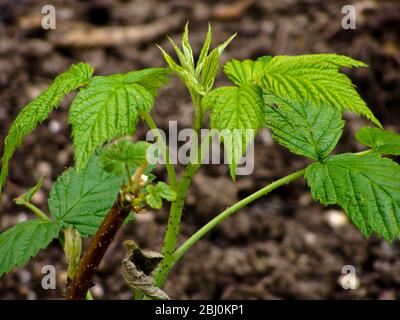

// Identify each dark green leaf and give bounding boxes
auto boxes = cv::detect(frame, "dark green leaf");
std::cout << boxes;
[264,94,344,160]
[259,54,380,127]
[305,153,400,241]
[0,219,60,277]
[356,126,400,155]
[48,153,123,237]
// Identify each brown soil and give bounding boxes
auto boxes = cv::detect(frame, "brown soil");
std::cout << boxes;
[1,0,400,300]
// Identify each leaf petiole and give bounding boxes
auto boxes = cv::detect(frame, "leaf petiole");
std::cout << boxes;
[14,198,51,222]
[140,111,177,190]
[157,167,307,285]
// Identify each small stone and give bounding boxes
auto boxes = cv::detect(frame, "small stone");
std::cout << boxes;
[18,270,31,284]
[16,212,28,223]
[304,232,317,245]
[31,189,46,205]
[136,212,155,223]
[35,161,52,178]
[325,209,348,229]
[26,291,37,300]
[57,149,71,166]
[57,270,68,285]
[27,85,46,100]
[48,120,62,134]
[92,283,104,298]
[298,193,312,206]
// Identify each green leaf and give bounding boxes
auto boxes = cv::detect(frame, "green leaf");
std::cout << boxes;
[48,152,123,237]
[203,85,264,179]
[199,33,237,93]
[305,153,400,240]
[145,182,176,209]
[154,182,176,201]
[223,56,272,85]
[195,23,212,77]
[0,63,93,192]
[101,140,151,176]
[145,192,163,209]
[167,31,193,73]
[158,25,235,96]
[215,33,237,56]
[264,94,344,160]
[124,68,170,97]
[259,54,381,127]
[356,126,400,155]
[16,176,45,203]
[157,44,203,96]
[181,22,194,71]
[69,71,156,171]
[200,48,220,93]
[0,219,60,277]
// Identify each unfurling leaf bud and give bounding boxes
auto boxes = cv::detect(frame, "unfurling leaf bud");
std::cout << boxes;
[64,226,82,279]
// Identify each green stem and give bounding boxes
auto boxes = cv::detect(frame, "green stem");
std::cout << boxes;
[140,111,177,190]
[355,149,373,156]
[124,164,133,185]
[191,91,203,133]
[153,162,200,287]
[18,201,51,221]
[171,168,306,275]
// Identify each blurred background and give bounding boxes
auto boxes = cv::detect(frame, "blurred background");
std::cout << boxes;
[0,0,400,299]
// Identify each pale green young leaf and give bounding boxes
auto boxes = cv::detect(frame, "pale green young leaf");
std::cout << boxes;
[196,23,212,76]
[305,153,400,241]
[101,140,151,176]
[259,54,381,127]
[146,192,163,209]
[198,33,237,93]
[48,153,123,237]
[0,219,60,277]
[223,56,272,85]
[157,45,185,73]
[145,182,176,209]
[200,48,220,93]
[181,22,194,70]
[17,176,45,203]
[203,85,264,179]
[356,126,400,155]
[167,35,193,72]
[0,63,93,192]
[157,45,203,94]
[264,94,344,160]
[159,26,235,96]
[69,72,155,171]
[215,33,237,56]
[154,182,176,201]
